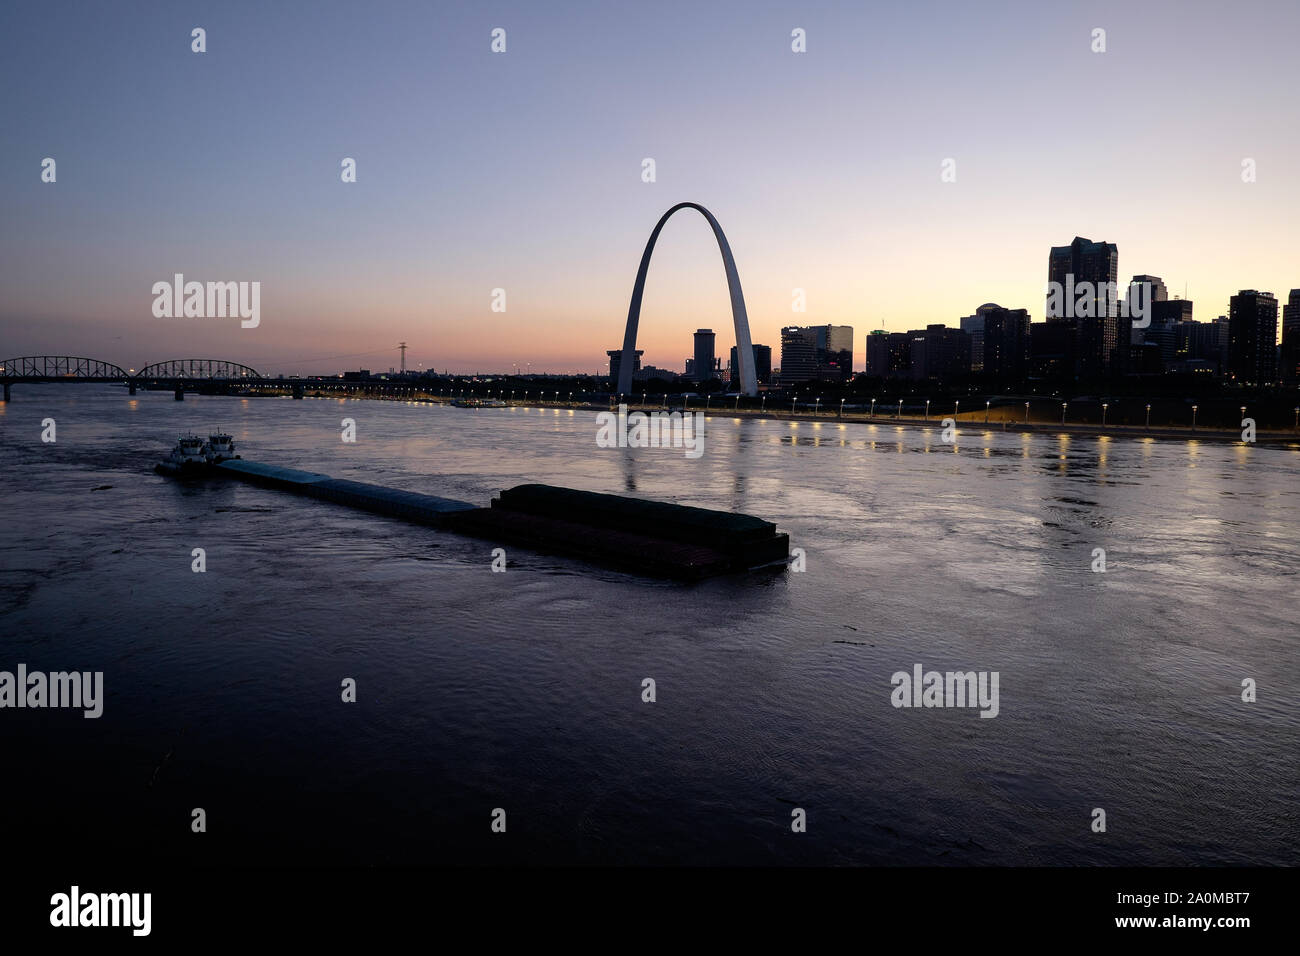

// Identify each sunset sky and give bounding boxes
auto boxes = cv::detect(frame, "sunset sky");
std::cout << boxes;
[2,0,1298,376]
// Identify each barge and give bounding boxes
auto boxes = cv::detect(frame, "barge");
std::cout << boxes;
[214,460,477,527]
[446,484,789,580]
[156,442,789,579]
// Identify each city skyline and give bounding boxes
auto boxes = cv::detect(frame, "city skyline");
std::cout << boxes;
[6,224,1294,382]
[3,0,1299,376]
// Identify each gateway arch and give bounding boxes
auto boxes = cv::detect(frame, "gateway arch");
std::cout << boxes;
[616,202,758,397]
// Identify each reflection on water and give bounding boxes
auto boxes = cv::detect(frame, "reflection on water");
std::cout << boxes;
[0,385,1297,866]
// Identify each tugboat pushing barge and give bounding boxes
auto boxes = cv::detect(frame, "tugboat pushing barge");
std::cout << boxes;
[152,435,789,578]
[154,431,241,477]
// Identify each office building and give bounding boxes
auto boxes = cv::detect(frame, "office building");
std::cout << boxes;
[980,305,1032,382]
[1228,290,1279,385]
[959,312,985,372]
[1282,289,1300,384]
[730,344,772,386]
[1129,275,1168,345]
[1048,236,1119,377]
[1030,321,1077,380]
[608,349,643,382]
[780,325,854,383]
[1148,299,1192,368]
[691,329,716,383]
[908,324,971,382]
[866,330,912,378]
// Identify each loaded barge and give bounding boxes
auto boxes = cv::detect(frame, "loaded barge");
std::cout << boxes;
[449,484,789,579]
[156,441,788,579]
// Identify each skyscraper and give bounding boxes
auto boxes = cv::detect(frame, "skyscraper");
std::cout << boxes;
[866,330,912,378]
[1049,238,1121,317]
[1129,275,1168,345]
[730,344,771,385]
[779,326,818,382]
[1149,299,1193,369]
[608,348,643,382]
[692,329,716,383]
[1281,290,1300,384]
[1228,290,1279,385]
[1048,236,1119,378]
[959,312,985,372]
[779,325,854,383]
[979,305,1032,382]
[820,325,854,381]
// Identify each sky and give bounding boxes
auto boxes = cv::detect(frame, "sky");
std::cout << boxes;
[2,0,1298,376]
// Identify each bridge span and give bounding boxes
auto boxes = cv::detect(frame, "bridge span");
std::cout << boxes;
[0,356,264,401]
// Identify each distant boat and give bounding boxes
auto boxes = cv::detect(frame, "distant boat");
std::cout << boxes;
[450,398,508,408]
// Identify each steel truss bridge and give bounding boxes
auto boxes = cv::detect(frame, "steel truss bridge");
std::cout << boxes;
[0,356,466,402]
[0,356,264,400]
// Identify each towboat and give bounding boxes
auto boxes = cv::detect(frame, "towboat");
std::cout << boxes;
[205,432,240,464]
[155,435,210,477]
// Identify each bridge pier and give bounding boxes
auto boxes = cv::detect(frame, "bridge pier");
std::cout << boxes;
[292,383,304,399]
[128,381,137,396]
[2,383,9,402]
[174,387,185,401]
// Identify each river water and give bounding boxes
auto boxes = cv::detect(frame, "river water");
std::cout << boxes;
[1,384,1296,865]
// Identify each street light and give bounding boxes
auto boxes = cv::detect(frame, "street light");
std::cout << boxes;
[985,400,990,424]
[924,399,930,421]
[1192,404,1198,429]
[954,399,960,419]
[897,399,904,419]
[1145,404,1151,429]
[761,394,766,412]
[814,396,821,416]
[1102,403,1109,427]
[870,397,877,417]
[792,397,798,416]
[1024,401,1030,424]
[735,394,741,411]
[1240,405,1247,424]
[839,397,845,418]
[1294,406,1299,430]
[706,394,712,412]
[1061,402,1067,425]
